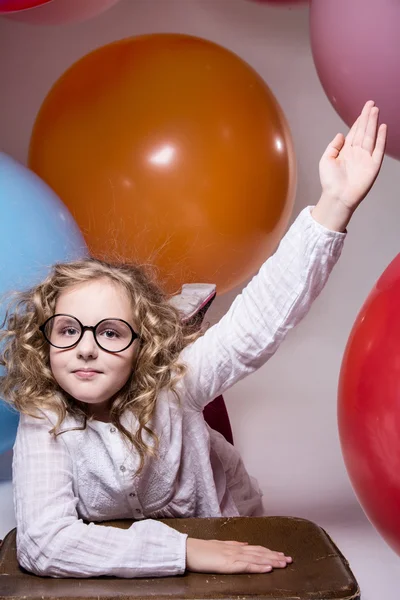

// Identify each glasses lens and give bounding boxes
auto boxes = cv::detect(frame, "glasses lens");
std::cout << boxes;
[44,315,82,348]
[95,319,133,352]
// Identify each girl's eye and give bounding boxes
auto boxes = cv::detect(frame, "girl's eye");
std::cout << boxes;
[61,327,79,337]
[101,329,120,339]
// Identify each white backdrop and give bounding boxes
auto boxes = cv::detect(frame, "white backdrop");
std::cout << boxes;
[0,1,399,596]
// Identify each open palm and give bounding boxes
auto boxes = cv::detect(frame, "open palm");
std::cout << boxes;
[319,101,387,213]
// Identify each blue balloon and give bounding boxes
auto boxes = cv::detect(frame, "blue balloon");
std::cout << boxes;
[0,401,19,456]
[0,152,88,460]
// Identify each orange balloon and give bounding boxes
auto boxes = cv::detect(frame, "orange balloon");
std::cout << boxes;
[29,34,296,294]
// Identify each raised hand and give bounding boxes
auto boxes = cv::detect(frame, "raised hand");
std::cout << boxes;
[186,537,292,574]
[312,100,387,232]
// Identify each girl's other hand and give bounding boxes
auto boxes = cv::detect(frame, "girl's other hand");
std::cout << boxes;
[186,537,292,574]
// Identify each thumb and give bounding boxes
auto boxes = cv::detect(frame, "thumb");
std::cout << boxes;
[322,133,345,160]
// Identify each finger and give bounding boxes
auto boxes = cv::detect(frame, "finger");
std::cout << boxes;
[353,100,375,147]
[269,559,290,568]
[323,133,345,159]
[362,106,379,153]
[238,554,289,569]
[245,553,290,568]
[273,555,292,564]
[235,562,273,574]
[344,116,360,147]
[372,123,387,165]
[241,545,289,559]
[268,553,292,563]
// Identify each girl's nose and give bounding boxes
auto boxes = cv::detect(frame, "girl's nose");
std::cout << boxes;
[75,330,98,359]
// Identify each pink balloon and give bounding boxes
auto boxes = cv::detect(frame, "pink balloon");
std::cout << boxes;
[7,0,120,24]
[310,0,399,160]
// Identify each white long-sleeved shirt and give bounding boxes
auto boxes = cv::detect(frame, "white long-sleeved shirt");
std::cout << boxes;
[12,207,345,578]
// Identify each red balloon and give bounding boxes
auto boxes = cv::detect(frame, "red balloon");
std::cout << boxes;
[247,0,308,4]
[0,0,51,13]
[338,254,400,556]
[6,0,119,24]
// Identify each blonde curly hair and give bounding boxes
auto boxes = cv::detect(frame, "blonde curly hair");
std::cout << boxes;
[0,258,202,474]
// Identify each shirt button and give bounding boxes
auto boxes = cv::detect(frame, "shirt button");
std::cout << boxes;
[129,492,136,497]
[110,427,116,433]
[135,508,142,514]
[120,465,126,472]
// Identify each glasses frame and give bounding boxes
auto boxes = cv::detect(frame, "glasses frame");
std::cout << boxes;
[39,314,139,353]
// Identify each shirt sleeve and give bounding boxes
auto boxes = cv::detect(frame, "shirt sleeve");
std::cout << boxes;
[12,411,187,578]
[180,206,346,411]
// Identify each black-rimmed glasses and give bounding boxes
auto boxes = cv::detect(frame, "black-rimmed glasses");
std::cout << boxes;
[39,314,138,353]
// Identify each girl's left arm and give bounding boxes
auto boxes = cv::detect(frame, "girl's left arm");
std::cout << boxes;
[180,207,345,409]
[181,100,387,410]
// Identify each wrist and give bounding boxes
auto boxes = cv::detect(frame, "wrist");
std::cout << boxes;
[186,538,196,571]
[312,193,354,232]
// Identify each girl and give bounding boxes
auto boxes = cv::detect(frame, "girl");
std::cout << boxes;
[0,101,386,579]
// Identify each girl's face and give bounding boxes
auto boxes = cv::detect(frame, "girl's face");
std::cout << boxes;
[49,279,139,422]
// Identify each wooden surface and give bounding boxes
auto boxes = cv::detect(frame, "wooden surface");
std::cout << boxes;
[0,516,360,600]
